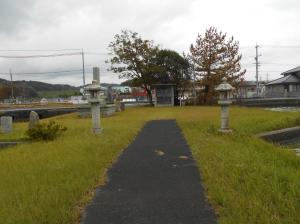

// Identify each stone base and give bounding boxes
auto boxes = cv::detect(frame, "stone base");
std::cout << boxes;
[92,128,102,134]
[218,128,233,133]
[77,104,117,118]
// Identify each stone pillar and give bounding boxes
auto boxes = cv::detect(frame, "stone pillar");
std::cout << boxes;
[93,67,100,84]
[91,102,101,134]
[220,105,229,130]
[107,86,113,104]
[218,101,232,132]
[1,116,13,133]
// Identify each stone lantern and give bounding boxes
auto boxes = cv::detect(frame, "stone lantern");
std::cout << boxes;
[85,80,102,134]
[215,77,234,132]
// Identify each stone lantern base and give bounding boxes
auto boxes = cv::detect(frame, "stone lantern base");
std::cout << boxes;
[218,128,233,133]
[92,127,102,134]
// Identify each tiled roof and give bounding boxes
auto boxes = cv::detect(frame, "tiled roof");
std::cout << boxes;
[240,81,256,86]
[266,74,300,85]
[281,66,300,76]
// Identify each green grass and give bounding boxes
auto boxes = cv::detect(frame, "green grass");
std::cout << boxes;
[175,107,300,224]
[37,90,80,98]
[0,106,299,223]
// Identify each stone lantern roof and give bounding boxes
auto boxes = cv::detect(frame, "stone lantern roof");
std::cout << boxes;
[84,80,101,92]
[215,78,234,92]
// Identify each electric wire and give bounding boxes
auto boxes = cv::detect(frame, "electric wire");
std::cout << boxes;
[0,52,82,59]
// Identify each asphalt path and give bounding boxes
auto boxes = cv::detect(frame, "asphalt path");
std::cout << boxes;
[82,120,217,224]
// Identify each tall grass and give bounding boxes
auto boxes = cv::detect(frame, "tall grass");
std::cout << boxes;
[0,111,150,224]
[175,107,300,224]
[0,106,299,223]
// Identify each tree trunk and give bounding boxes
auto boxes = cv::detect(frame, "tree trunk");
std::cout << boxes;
[203,84,209,104]
[174,89,179,106]
[146,88,154,106]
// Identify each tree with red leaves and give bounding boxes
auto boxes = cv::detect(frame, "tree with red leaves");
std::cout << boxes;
[189,27,246,104]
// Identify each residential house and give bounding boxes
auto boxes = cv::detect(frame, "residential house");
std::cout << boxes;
[152,84,175,106]
[237,81,266,98]
[265,66,300,98]
[112,86,131,94]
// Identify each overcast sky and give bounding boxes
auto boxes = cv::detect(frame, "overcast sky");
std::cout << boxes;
[0,0,299,86]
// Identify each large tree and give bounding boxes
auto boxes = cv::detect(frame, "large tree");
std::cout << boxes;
[155,49,191,105]
[189,27,246,104]
[107,30,161,105]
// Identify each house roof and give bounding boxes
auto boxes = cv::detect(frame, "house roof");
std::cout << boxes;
[266,74,300,85]
[281,66,300,76]
[240,81,256,86]
[152,84,176,86]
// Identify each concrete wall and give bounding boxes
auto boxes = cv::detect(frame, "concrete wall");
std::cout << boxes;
[258,126,300,144]
[0,107,77,121]
[235,98,300,107]
[0,104,118,122]
[265,84,300,98]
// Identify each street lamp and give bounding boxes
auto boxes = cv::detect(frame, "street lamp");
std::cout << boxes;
[215,77,234,133]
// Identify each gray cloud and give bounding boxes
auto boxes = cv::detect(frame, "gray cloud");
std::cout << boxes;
[0,0,37,35]
[267,0,300,11]
[0,0,299,85]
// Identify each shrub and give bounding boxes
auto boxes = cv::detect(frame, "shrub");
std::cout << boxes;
[26,120,67,141]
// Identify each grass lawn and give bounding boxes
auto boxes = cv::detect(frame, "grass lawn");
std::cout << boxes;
[0,106,299,223]
[0,102,74,110]
[37,90,80,98]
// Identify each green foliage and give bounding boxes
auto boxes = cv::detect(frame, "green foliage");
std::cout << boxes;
[108,30,195,105]
[107,30,162,104]
[189,27,246,104]
[26,121,67,141]
[156,50,190,78]
[155,49,191,104]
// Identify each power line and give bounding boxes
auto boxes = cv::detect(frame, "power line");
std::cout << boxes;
[0,50,109,55]
[0,68,113,76]
[13,69,85,75]
[81,49,86,87]
[10,69,14,99]
[257,62,299,66]
[243,62,299,67]
[240,44,300,49]
[0,68,91,75]
[0,48,81,52]
[261,45,300,48]
[85,52,109,55]
[0,52,81,59]
[246,70,284,73]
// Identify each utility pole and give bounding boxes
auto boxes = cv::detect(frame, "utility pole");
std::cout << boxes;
[9,68,14,100]
[81,48,86,87]
[22,80,25,103]
[255,44,261,96]
[192,62,197,104]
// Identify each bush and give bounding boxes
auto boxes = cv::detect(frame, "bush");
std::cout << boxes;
[26,120,67,141]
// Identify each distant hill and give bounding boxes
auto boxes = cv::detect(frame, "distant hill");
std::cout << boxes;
[100,83,121,87]
[0,78,79,99]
